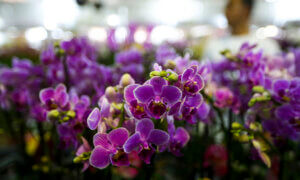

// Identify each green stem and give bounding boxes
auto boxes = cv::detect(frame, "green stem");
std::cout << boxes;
[202,93,226,131]
[226,110,233,180]
[118,103,125,128]
[62,56,70,89]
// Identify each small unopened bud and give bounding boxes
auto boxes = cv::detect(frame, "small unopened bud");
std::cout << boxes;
[73,156,81,163]
[105,86,117,101]
[73,151,91,163]
[159,71,167,77]
[60,116,70,123]
[167,73,178,82]
[55,48,65,57]
[120,74,134,87]
[66,110,76,119]
[232,122,243,130]
[150,71,160,77]
[252,86,265,93]
[47,110,60,121]
[164,60,176,69]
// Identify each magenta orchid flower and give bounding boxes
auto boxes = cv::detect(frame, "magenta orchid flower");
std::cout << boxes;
[180,65,204,95]
[123,119,169,164]
[39,83,69,110]
[167,123,190,156]
[125,77,181,119]
[90,128,130,169]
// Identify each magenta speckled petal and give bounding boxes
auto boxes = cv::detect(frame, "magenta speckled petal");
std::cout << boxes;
[89,146,110,169]
[123,133,142,153]
[134,85,155,103]
[87,108,101,130]
[108,128,129,148]
[149,77,168,95]
[161,86,182,105]
[147,129,169,146]
[136,118,154,139]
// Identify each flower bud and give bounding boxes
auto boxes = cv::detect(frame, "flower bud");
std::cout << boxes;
[159,71,167,77]
[164,60,176,69]
[167,73,178,82]
[47,110,60,121]
[252,86,265,93]
[60,116,70,123]
[150,71,160,77]
[232,122,243,130]
[66,110,76,119]
[119,74,134,87]
[105,86,117,101]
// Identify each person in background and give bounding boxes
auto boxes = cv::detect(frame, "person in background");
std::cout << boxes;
[203,0,280,60]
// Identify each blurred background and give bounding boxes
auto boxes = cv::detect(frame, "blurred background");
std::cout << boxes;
[0,0,300,59]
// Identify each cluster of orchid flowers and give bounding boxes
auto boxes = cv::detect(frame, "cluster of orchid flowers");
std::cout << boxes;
[83,63,205,169]
[1,31,300,178]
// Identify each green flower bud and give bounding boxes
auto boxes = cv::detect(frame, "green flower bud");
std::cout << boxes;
[120,73,134,87]
[60,116,70,123]
[248,98,256,107]
[159,71,167,77]
[168,73,178,82]
[66,110,76,119]
[150,71,160,77]
[252,86,265,93]
[105,86,117,100]
[73,156,81,163]
[47,110,60,121]
[232,122,243,130]
[164,60,176,69]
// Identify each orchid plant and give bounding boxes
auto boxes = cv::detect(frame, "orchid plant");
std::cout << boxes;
[1,32,300,179]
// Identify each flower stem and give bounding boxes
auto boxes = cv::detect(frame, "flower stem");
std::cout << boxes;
[118,103,125,127]
[202,93,226,131]
[62,56,70,89]
[226,109,233,179]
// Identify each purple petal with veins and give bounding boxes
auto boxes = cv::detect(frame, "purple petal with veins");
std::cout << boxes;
[39,88,54,104]
[149,77,168,95]
[108,128,129,148]
[136,118,154,139]
[161,86,182,105]
[93,133,111,150]
[184,93,203,108]
[148,129,169,146]
[181,68,194,82]
[123,133,142,153]
[134,85,155,103]
[89,147,110,169]
[87,108,101,130]
[124,84,139,103]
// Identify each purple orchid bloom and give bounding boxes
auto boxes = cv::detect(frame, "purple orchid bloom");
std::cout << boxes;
[132,77,182,119]
[123,119,169,164]
[214,87,240,113]
[124,84,148,119]
[90,128,130,169]
[193,102,211,124]
[39,83,69,110]
[179,65,204,95]
[169,93,203,123]
[167,123,190,156]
